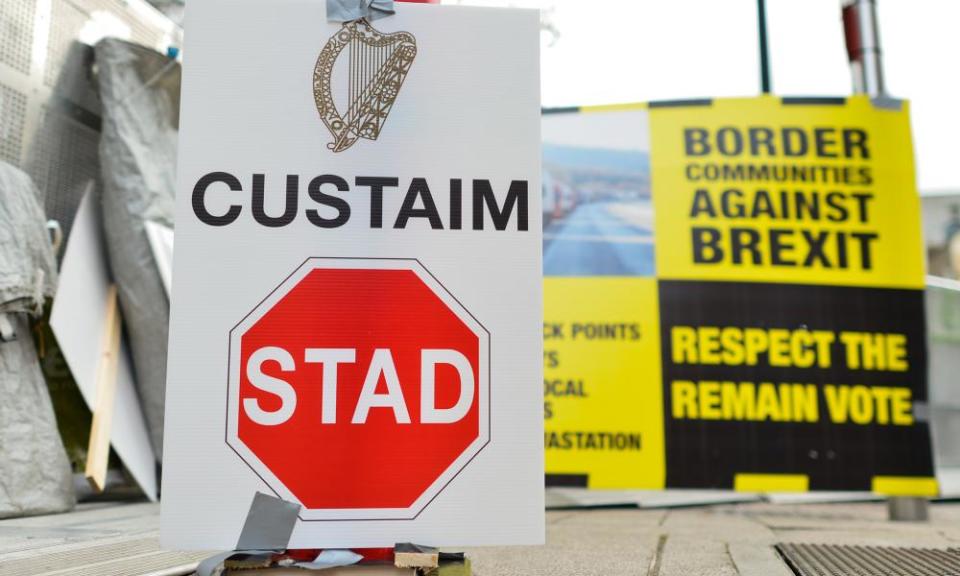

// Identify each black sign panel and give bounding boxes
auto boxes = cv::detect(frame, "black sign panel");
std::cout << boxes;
[660,280,933,490]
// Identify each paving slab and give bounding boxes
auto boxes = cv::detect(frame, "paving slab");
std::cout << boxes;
[545,488,761,510]
[1,500,959,575]
[655,536,738,576]
[468,511,660,576]
[727,543,794,576]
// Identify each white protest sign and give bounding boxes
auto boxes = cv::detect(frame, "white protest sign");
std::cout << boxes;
[51,189,157,501]
[161,0,543,549]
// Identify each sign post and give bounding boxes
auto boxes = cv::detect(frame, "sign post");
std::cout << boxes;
[162,0,543,549]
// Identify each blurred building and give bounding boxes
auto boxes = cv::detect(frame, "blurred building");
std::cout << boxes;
[0,0,180,240]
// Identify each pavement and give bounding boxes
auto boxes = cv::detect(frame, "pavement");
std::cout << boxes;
[468,500,960,575]
[3,497,960,575]
[544,201,655,277]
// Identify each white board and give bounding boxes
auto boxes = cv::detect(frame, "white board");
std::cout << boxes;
[144,220,174,298]
[50,189,158,501]
[161,0,542,549]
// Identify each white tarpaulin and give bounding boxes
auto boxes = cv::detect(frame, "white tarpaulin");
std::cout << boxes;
[96,38,180,460]
[162,0,542,549]
[0,161,74,517]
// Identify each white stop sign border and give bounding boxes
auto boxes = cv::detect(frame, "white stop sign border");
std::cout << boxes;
[225,257,491,521]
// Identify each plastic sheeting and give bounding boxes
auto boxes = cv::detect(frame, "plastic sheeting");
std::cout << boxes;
[0,161,74,517]
[95,39,180,459]
[0,163,57,314]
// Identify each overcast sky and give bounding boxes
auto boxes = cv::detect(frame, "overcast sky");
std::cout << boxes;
[444,0,960,193]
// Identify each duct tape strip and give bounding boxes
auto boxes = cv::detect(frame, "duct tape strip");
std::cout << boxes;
[236,492,301,550]
[196,492,301,576]
[871,96,904,111]
[328,0,395,22]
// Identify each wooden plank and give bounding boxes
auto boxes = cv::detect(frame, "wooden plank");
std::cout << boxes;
[394,543,439,569]
[84,284,122,492]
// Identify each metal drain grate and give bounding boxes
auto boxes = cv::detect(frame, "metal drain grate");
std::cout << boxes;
[777,543,960,576]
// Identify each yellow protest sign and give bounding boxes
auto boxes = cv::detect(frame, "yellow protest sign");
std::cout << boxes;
[543,96,936,494]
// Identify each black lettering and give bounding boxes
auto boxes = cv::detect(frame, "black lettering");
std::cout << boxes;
[814,127,838,158]
[192,171,242,226]
[851,192,873,223]
[723,164,745,180]
[684,128,710,156]
[449,179,462,230]
[782,127,808,157]
[395,178,443,229]
[720,188,744,218]
[692,227,724,263]
[748,164,771,180]
[306,175,350,228]
[851,232,879,270]
[825,191,849,222]
[749,127,776,156]
[716,127,743,156]
[802,230,831,267]
[778,190,792,219]
[473,180,529,231]
[836,231,848,268]
[769,228,796,266]
[690,188,718,218]
[843,128,870,159]
[751,189,776,218]
[355,176,398,229]
[252,174,298,227]
[730,227,762,264]
[795,190,819,220]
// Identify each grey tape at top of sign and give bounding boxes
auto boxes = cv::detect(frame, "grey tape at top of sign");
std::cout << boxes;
[328,0,395,22]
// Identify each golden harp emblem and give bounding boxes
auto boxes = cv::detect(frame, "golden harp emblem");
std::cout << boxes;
[313,19,417,153]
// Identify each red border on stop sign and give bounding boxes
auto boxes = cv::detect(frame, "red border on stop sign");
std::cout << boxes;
[225,257,491,521]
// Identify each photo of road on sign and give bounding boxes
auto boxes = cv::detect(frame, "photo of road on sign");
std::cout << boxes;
[542,109,654,277]
[542,106,664,490]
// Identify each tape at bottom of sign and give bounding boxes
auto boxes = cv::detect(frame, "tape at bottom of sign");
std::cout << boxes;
[235,492,301,551]
[733,473,809,493]
[196,492,304,576]
[871,476,939,497]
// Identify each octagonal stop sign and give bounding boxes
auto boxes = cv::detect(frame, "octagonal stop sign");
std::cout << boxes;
[226,258,490,520]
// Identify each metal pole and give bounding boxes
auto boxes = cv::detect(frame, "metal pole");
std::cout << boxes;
[842,0,886,96]
[888,497,929,522]
[842,0,929,521]
[757,0,772,94]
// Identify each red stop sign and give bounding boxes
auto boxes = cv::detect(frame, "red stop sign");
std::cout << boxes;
[226,258,489,520]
